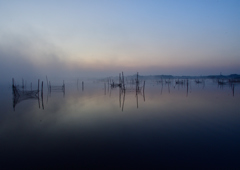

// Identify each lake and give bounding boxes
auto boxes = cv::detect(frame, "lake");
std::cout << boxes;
[0,78,240,169]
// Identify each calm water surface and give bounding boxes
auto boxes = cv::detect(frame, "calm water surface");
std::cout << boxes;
[0,79,240,169]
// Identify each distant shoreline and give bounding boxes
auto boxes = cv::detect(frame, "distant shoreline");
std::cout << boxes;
[103,74,240,80]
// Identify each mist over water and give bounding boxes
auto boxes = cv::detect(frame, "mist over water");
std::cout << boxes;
[1,77,240,168]
[1,0,240,168]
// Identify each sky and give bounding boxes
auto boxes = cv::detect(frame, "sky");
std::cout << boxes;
[0,0,240,81]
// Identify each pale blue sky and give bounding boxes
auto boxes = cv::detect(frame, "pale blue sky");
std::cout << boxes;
[0,0,239,79]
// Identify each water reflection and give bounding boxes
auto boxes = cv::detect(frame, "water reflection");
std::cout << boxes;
[118,87,145,111]
[11,77,240,111]
[48,80,65,96]
[4,76,240,168]
[217,79,238,97]
[12,79,44,110]
[107,72,146,111]
[12,78,67,110]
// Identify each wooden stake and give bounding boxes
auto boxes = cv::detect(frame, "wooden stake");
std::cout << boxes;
[38,79,40,92]
[12,78,14,87]
[119,73,121,85]
[122,72,124,89]
[41,81,43,93]
[143,80,145,93]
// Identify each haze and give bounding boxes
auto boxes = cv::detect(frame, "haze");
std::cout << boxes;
[0,0,240,82]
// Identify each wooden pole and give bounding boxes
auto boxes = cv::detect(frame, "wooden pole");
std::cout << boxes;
[137,72,138,83]
[136,72,139,92]
[122,72,124,89]
[41,81,43,93]
[41,87,44,110]
[38,79,40,92]
[143,80,145,93]
[119,73,121,85]
[12,78,14,87]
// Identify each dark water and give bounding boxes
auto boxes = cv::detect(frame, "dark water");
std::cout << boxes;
[1,79,240,169]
